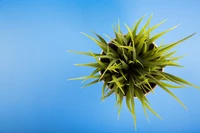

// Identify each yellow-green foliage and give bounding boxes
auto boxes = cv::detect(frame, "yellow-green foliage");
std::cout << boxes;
[68,15,198,129]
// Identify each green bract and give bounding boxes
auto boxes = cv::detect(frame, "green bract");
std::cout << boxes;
[68,15,199,129]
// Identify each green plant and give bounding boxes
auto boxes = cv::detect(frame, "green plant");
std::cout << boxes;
[68,15,199,129]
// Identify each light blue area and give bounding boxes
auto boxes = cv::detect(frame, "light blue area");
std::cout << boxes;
[0,0,200,133]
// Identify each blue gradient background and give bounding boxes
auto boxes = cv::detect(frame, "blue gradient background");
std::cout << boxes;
[0,0,200,133]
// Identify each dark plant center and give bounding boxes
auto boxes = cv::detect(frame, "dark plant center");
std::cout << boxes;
[100,40,158,95]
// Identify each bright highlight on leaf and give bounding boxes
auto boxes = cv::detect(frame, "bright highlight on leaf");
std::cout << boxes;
[68,15,199,130]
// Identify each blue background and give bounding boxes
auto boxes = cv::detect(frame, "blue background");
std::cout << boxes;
[0,0,200,133]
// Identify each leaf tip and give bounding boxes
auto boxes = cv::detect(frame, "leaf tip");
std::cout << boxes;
[67,78,74,81]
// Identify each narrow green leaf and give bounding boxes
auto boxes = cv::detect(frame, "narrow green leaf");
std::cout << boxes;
[142,41,148,54]
[144,102,162,120]
[117,91,124,119]
[126,85,132,112]
[82,79,99,88]
[161,81,185,88]
[102,85,116,99]
[147,24,180,45]
[143,44,159,58]
[120,60,129,70]
[101,81,108,101]
[144,51,176,61]
[136,59,144,67]
[142,60,182,67]
[99,59,118,80]
[129,76,137,130]
[108,75,126,83]
[68,75,100,80]
[81,32,108,53]
[97,55,116,60]
[67,50,101,56]
[112,75,125,94]
[82,68,100,83]
[148,74,187,110]
[119,69,127,80]
[135,14,153,44]
[136,35,147,56]
[153,71,182,85]
[159,33,196,53]
[74,62,101,68]
[118,45,132,50]
[89,50,107,69]
[124,23,135,59]
[134,87,149,121]
[149,19,167,33]
[108,62,124,70]
[133,15,146,40]
[91,31,107,44]
[104,34,122,53]
[163,72,199,89]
